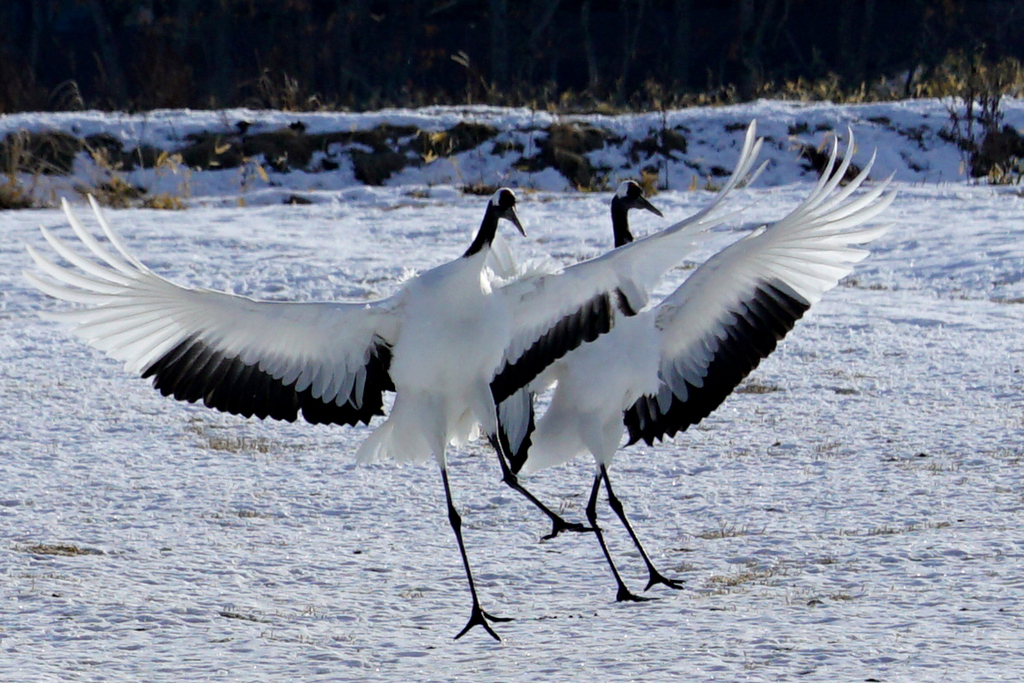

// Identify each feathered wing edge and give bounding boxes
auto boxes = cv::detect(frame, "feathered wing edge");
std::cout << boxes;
[488,123,766,467]
[490,122,766,466]
[625,131,896,445]
[25,196,398,426]
[490,121,765,413]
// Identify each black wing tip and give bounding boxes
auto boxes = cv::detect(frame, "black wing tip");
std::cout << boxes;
[143,336,393,427]
[624,278,811,446]
[491,292,613,404]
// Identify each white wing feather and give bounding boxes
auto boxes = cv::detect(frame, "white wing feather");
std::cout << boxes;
[25,199,402,415]
[493,122,765,393]
[520,129,895,469]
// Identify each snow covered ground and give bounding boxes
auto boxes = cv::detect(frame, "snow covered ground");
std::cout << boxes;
[3,101,1024,682]
[3,97,1024,207]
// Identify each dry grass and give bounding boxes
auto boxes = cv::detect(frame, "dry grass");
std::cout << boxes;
[812,439,844,459]
[206,508,275,521]
[461,182,499,196]
[142,193,186,210]
[79,144,191,209]
[0,130,42,208]
[638,168,660,196]
[0,176,34,209]
[987,158,1024,186]
[184,417,277,455]
[202,433,275,454]
[78,175,145,208]
[839,519,953,537]
[219,610,269,623]
[706,562,786,589]
[0,129,195,210]
[694,521,759,540]
[19,543,103,557]
[735,380,782,395]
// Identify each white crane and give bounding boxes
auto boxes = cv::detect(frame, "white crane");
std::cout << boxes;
[488,179,666,539]
[24,123,763,640]
[502,133,896,602]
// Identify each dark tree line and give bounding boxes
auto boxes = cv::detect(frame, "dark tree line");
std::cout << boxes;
[1,0,1022,112]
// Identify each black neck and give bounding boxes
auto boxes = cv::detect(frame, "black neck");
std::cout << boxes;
[463,204,500,257]
[610,198,634,248]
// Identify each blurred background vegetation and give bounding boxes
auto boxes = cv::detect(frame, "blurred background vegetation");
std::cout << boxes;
[1,0,1023,113]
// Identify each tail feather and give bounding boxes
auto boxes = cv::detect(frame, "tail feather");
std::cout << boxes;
[355,416,433,464]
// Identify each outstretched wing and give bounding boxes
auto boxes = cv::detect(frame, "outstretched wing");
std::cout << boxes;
[625,132,895,445]
[491,121,765,408]
[25,196,401,426]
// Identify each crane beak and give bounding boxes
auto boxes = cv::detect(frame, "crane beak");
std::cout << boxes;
[505,207,526,236]
[637,196,664,218]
